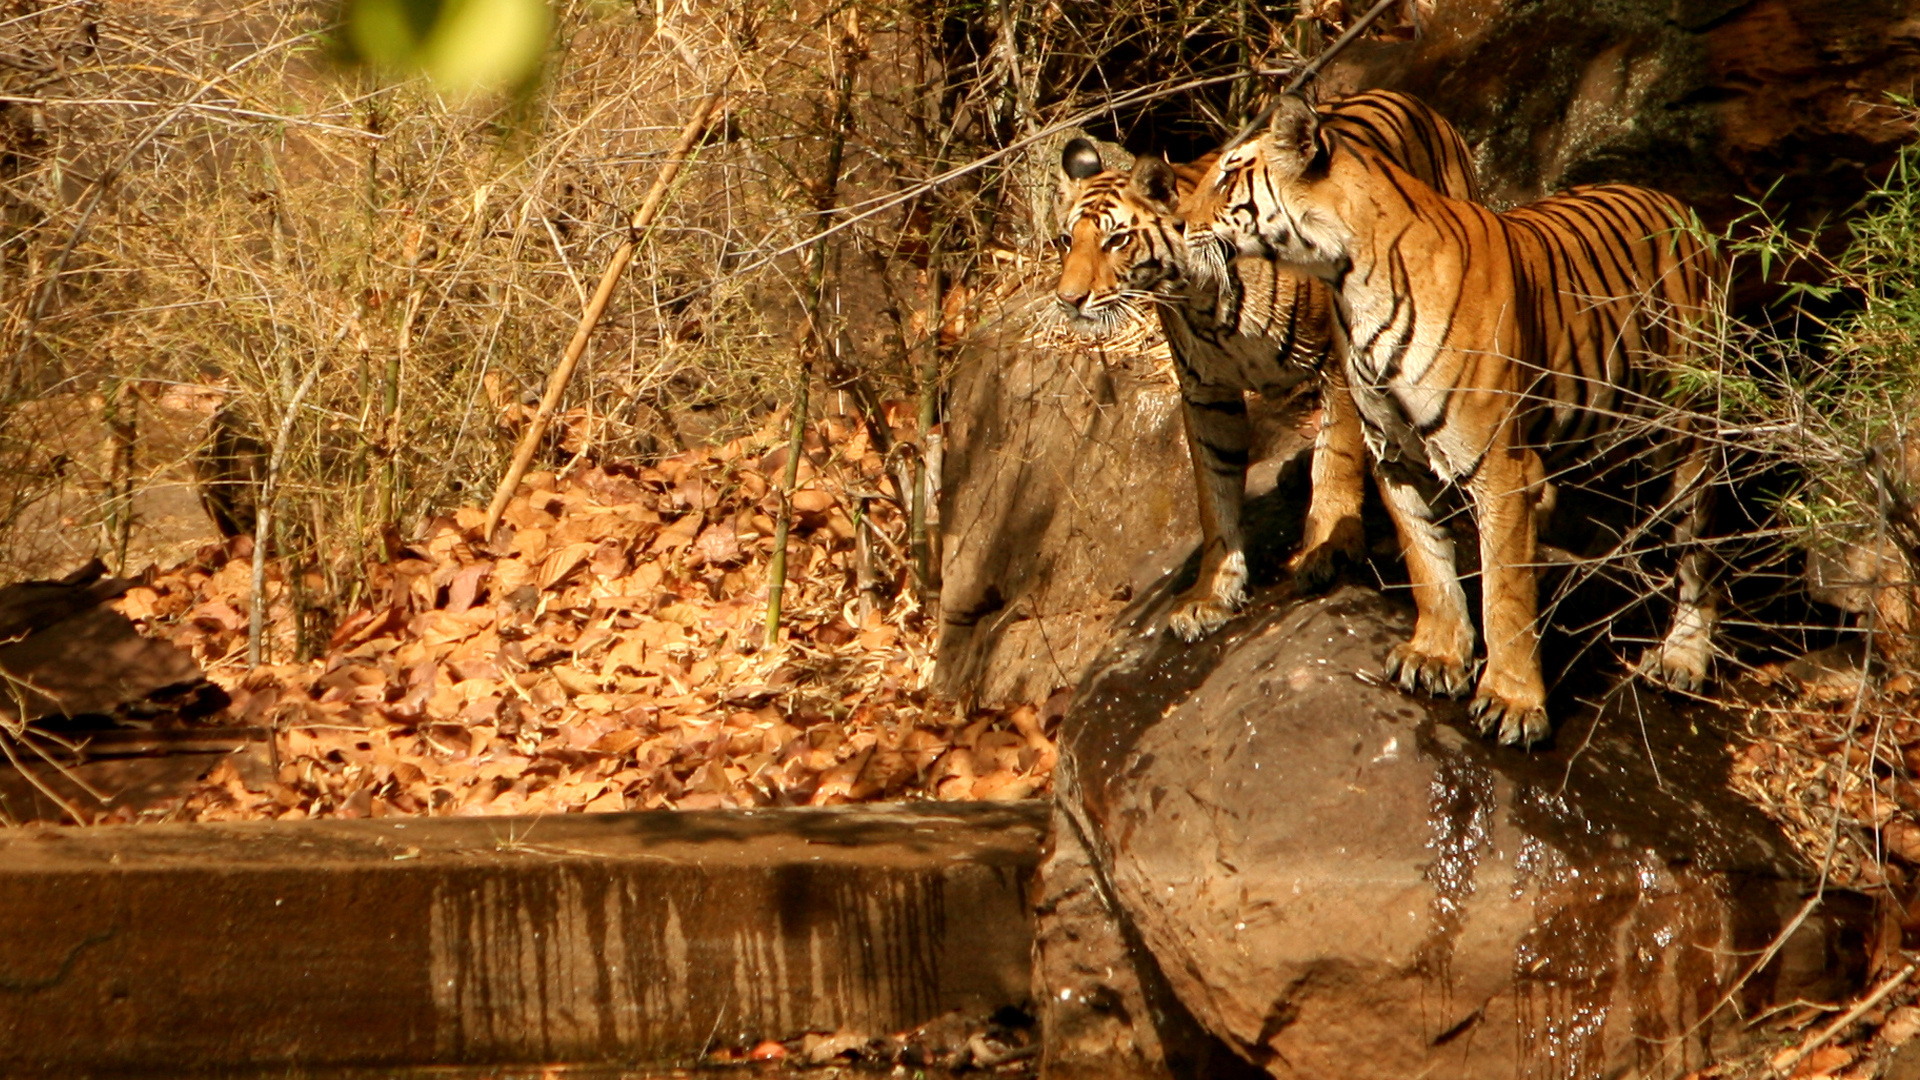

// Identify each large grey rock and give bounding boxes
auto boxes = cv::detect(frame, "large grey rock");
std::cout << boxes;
[1033,803,1271,1080]
[934,317,1310,707]
[1057,505,1871,1078]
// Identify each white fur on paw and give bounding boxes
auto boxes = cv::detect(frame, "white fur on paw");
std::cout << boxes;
[1167,552,1247,640]
[1169,597,1237,641]
[1646,604,1714,693]
[1648,643,1710,693]
[1217,550,1248,605]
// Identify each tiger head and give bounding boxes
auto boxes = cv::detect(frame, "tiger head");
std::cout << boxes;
[1193,95,1352,280]
[1049,137,1205,341]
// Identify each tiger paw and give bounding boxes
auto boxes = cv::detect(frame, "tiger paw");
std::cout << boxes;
[1384,644,1475,699]
[1168,595,1240,641]
[1638,642,1711,695]
[1168,552,1248,642]
[1286,524,1363,595]
[1469,690,1550,747]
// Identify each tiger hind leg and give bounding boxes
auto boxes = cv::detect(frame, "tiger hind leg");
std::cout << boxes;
[1289,365,1368,593]
[1642,439,1717,693]
[1373,458,1478,699]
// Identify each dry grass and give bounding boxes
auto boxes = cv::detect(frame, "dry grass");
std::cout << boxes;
[0,0,1332,634]
[0,2,928,614]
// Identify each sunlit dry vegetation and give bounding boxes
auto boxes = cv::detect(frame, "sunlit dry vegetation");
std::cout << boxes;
[0,0,1334,625]
[0,0,1333,821]
[3,0,1920,877]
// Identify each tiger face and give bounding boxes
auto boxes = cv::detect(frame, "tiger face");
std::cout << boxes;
[1050,138,1203,341]
[1195,97,1355,281]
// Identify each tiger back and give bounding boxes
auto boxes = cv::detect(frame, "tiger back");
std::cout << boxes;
[1049,90,1483,642]
[1192,93,1721,746]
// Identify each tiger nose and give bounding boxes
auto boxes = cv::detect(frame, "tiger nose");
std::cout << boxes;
[1055,284,1089,313]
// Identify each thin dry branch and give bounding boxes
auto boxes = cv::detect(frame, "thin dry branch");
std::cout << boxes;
[482,81,732,538]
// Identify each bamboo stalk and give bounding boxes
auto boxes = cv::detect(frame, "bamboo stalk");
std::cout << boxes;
[908,1,953,607]
[764,389,812,648]
[249,357,326,669]
[1283,0,1401,95]
[765,10,863,649]
[855,497,878,624]
[910,301,937,601]
[104,376,136,574]
[482,84,729,538]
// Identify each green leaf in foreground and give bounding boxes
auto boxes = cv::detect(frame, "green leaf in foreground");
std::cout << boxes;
[342,0,551,94]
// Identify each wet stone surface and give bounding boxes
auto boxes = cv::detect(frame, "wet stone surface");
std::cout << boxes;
[0,804,1044,1074]
[1057,574,1873,1079]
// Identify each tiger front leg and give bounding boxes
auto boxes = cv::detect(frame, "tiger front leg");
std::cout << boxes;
[1168,393,1252,642]
[1467,447,1550,747]
[1289,364,1368,593]
[1373,459,1478,698]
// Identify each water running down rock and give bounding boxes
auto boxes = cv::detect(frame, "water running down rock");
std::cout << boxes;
[1047,474,1874,1079]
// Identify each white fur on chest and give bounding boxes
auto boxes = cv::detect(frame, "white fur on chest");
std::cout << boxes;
[1338,292,1480,482]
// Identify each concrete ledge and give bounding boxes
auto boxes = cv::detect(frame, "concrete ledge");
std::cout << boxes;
[0,802,1048,1074]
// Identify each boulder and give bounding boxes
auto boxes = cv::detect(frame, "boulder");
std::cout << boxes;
[1051,478,1873,1078]
[0,559,209,723]
[934,322,1311,706]
[1033,801,1270,1080]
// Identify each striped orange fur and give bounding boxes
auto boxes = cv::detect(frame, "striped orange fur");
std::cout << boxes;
[1191,93,1721,745]
[1049,91,1481,641]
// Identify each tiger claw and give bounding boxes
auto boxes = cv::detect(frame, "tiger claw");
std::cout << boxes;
[1638,642,1711,695]
[1468,691,1550,747]
[1168,596,1241,642]
[1169,552,1248,642]
[1384,644,1475,700]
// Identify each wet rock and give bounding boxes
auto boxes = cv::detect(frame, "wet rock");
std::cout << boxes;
[1059,574,1873,1078]
[1033,804,1268,1080]
[1032,807,1174,1080]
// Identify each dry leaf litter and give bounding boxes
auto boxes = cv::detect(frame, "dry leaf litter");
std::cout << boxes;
[103,413,1058,824]
[1700,647,1920,1080]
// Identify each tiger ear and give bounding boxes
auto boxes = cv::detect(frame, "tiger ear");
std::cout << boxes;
[1127,155,1181,214]
[1061,137,1103,181]
[1265,94,1322,165]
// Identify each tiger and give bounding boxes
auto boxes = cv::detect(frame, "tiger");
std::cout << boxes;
[1190,92,1722,746]
[1050,90,1482,642]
